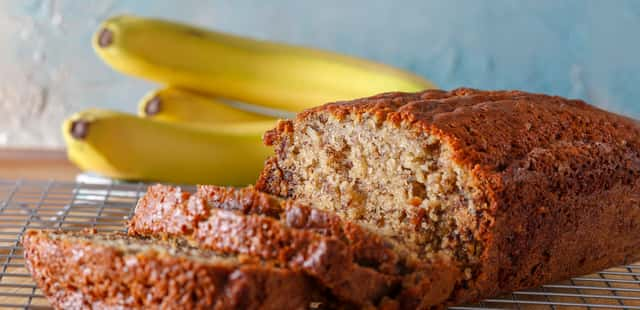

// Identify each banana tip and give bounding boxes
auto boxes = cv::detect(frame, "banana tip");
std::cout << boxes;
[97,27,114,48]
[70,120,90,140]
[144,96,162,116]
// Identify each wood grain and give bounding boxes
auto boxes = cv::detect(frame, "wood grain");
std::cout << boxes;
[0,149,79,181]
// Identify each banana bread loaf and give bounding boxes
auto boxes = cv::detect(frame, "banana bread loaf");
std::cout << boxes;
[22,230,326,310]
[128,185,458,308]
[256,88,640,305]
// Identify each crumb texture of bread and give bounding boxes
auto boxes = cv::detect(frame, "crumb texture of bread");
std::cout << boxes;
[22,230,323,310]
[257,88,640,304]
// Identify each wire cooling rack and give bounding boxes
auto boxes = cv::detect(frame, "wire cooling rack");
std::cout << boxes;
[0,179,638,309]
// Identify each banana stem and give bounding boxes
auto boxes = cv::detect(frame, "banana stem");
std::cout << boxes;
[70,120,90,140]
[143,96,162,116]
[97,28,114,47]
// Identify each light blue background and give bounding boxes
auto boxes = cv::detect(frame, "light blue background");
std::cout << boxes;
[0,0,638,146]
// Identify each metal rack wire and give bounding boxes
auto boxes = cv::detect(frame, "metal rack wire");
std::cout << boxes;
[0,179,637,309]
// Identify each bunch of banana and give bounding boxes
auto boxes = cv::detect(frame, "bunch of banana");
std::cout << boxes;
[64,14,435,185]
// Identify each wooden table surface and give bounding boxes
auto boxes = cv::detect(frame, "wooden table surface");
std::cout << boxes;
[0,148,79,181]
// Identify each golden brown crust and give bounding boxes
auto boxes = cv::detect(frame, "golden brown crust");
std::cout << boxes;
[290,88,639,175]
[129,185,458,308]
[257,88,640,305]
[22,230,323,310]
[128,185,398,306]
[197,185,284,217]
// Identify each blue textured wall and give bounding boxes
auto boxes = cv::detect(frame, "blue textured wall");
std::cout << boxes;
[0,0,638,146]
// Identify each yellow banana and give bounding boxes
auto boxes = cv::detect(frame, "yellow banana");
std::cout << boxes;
[63,108,275,185]
[94,15,436,112]
[138,87,274,124]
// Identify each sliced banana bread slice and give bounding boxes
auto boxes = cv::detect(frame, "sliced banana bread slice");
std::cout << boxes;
[193,185,461,309]
[256,88,640,305]
[195,185,405,272]
[128,185,459,309]
[130,184,403,273]
[22,230,326,310]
